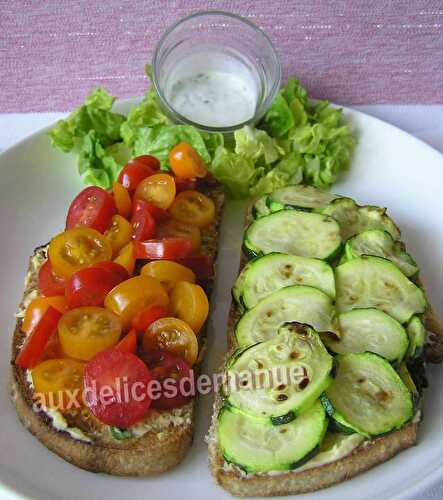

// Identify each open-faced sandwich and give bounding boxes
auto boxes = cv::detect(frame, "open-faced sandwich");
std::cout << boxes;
[10,146,224,476]
[208,185,443,496]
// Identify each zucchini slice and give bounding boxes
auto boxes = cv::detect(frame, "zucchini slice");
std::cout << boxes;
[266,185,339,212]
[252,196,271,219]
[322,308,409,363]
[218,400,327,473]
[321,198,401,241]
[342,229,418,277]
[235,285,336,347]
[335,256,427,323]
[406,315,426,360]
[243,210,342,260]
[233,253,335,309]
[227,324,334,421]
[323,353,413,437]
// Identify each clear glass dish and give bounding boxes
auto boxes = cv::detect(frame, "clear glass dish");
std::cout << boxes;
[152,11,282,133]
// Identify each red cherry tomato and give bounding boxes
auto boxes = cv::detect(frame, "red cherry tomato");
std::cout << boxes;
[131,202,157,241]
[134,238,192,260]
[142,350,194,410]
[83,348,152,428]
[175,177,197,193]
[15,307,62,369]
[93,261,129,284]
[176,255,215,280]
[117,156,160,194]
[66,264,128,309]
[131,305,168,333]
[38,259,66,296]
[115,329,137,353]
[66,186,117,234]
[133,199,170,223]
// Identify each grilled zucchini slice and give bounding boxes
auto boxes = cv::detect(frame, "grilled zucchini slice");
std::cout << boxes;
[266,185,339,212]
[406,315,426,360]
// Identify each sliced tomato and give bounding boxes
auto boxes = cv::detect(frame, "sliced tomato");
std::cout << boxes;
[169,281,209,333]
[115,328,137,353]
[133,199,170,223]
[141,260,196,292]
[66,186,116,233]
[66,264,127,309]
[113,242,136,276]
[15,307,62,369]
[83,348,152,428]
[176,255,214,280]
[22,296,67,335]
[134,173,176,210]
[112,182,132,219]
[175,177,197,193]
[131,201,157,241]
[169,143,208,179]
[142,350,194,410]
[169,190,215,228]
[117,156,160,193]
[131,305,168,333]
[134,238,192,260]
[156,219,201,254]
[38,259,66,297]
[105,214,133,256]
[93,261,129,283]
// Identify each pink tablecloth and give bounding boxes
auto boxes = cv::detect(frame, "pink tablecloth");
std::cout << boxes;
[1,0,443,112]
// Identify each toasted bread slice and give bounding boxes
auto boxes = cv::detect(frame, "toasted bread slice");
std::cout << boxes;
[10,185,224,476]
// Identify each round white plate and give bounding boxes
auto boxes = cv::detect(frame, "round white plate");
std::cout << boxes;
[1,99,443,500]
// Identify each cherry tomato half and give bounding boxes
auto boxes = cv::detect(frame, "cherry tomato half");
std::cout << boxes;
[117,156,160,193]
[175,177,197,194]
[131,305,168,333]
[38,259,66,297]
[156,219,201,254]
[66,264,127,309]
[16,307,63,369]
[169,190,215,228]
[176,255,214,280]
[142,350,194,410]
[105,214,133,256]
[58,307,122,361]
[66,186,116,233]
[134,173,176,210]
[22,296,67,335]
[141,260,196,292]
[93,261,129,284]
[169,143,208,179]
[133,199,170,223]
[143,317,198,365]
[134,238,192,260]
[32,358,85,410]
[48,227,112,280]
[169,281,209,333]
[131,201,157,241]
[104,275,169,330]
[113,242,136,276]
[84,348,152,428]
[115,328,137,353]
[112,182,132,219]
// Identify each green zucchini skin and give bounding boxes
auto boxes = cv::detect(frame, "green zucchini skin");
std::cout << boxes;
[406,315,426,360]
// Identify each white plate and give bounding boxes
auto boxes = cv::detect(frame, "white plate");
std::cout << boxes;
[1,99,443,500]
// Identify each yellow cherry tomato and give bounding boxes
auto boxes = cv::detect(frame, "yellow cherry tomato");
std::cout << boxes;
[48,227,112,280]
[22,296,67,335]
[113,241,136,276]
[169,142,208,179]
[156,218,201,253]
[113,181,132,219]
[143,317,198,365]
[141,260,196,292]
[169,190,215,228]
[104,276,169,330]
[105,214,133,257]
[58,307,122,361]
[169,281,209,333]
[32,358,85,410]
[134,173,176,210]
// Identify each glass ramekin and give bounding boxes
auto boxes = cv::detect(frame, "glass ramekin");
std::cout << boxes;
[152,11,282,133]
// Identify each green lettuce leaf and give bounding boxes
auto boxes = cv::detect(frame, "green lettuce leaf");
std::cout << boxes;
[234,126,284,165]
[261,93,294,138]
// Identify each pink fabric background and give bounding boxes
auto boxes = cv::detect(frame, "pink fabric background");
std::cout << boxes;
[1,0,442,112]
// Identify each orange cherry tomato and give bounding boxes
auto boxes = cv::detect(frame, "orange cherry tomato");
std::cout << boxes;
[115,328,137,353]
[22,296,67,335]
[113,241,136,275]
[32,358,85,410]
[134,173,176,210]
[112,182,132,219]
[131,305,168,333]
[141,260,196,292]
[105,214,133,257]
[104,276,169,330]
[169,143,208,179]
[48,227,112,280]
[58,307,122,361]
[143,317,198,365]
[169,190,215,228]
[156,218,201,253]
[169,281,209,333]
